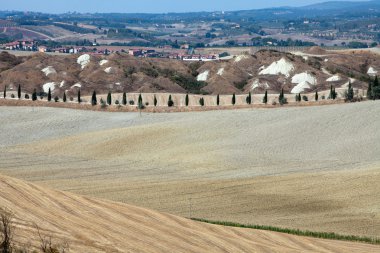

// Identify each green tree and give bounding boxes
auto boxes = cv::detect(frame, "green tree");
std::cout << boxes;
[199,97,204,106]
[315,91,319,101]
[263,90,268,104]
[17,84,21,99]
[246,92,252,105]
[3,85,6,99]
[107,91,112,105]
[47,88,52,102]
[168,95,174,107]
[154,94,158,107]
[373,76,380,99]
[32,89,37,101]
[367,80,373,99]
[122,92,127,105]
[138,93,143,109]
[63,92,67,102]
[333,87,337,100]
[185,93,189,106]
[78,89,81,103]
[346,81,354,101]
[91,90,97,106]
[279,88,287,105]
[329,85,333,99]
[216,94,220,106]
[232,93,236,105]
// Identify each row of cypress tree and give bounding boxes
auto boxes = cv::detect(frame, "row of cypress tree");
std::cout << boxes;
[6,78,380,106]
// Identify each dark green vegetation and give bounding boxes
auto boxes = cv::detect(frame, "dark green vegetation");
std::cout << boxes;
[192,218,380,245]
[368,76,380,100]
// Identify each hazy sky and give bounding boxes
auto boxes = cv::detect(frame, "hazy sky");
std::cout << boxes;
[0,0,369,13]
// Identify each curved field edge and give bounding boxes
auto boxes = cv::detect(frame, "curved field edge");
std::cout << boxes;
[192,218,380,245]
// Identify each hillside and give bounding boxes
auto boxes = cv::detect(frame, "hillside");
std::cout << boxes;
[0,48,377,97]
[1,101,380,239]
[0,174,379,253]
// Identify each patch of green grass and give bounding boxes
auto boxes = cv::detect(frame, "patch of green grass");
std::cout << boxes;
[191,218,380,245]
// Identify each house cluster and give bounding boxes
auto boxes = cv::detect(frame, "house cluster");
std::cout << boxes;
[1,40,219,61]
[128,48,219,61]
[2,40,37,51]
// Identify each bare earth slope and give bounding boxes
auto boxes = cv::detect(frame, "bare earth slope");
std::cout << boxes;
[0,174,379,253]
[0,101,379,238]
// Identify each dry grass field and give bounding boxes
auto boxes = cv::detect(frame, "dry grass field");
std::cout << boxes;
[0,101,379,241]
[2,174,379,253]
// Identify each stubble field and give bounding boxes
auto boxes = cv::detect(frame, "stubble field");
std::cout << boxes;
[0,101,379,238]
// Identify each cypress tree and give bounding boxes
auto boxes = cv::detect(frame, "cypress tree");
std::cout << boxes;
[91,90,97,106]
[168,95,174,107]
[32,89,37,101]
[232,93,236,105]
[333,87,337,100]
[346,81,354,101]
[77,89,81,103]
[17,84,21,99]
[199,97,204,106]
[373,76,380,99]
[47,88,52,102]
[279,88,285,105]
[107,91,112,105]
[263,90,268,104]
[122,92,127,105]
[3,85,6,99]
[185,93,189,107]
[138,93,143,108]
[216,94,220,106]
[315,91,319,101]
[154,94,157,107]
[63,92,67,102]
[246,92,252,105]
[367,80,373,99]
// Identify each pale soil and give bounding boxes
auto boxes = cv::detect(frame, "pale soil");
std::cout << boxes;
[1,174,379,253]
[0,101,379,238]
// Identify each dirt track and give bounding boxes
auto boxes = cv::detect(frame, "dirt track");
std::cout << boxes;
[0,101,379,238]
[1,174,379,253]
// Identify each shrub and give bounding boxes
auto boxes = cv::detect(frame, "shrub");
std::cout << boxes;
[63,92,67,102]
[145,102,149,106]
[69,97,74,102]
[232,93,236,105]
[115,100,119,105]
[129,100,135,105]
[154,95,157,107]
[54,96,59,102]
[11,94,15,98]
[24,94,29,99]
[302,95,308,102]
[216,94,220,106]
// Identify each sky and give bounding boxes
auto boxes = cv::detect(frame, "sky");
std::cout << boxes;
[0,0,369,14]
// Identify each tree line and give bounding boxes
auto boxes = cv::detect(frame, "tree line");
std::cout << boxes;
[2,78,379,108]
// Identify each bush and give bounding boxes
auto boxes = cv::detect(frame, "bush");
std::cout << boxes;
[24,94,29,99]
[11,94,15,98]
[69,97,74,102]
[54,96,59,102]
[115,100,119,105]
[129,100,135,105]
[302,95,308,102]
[145,102,149,106]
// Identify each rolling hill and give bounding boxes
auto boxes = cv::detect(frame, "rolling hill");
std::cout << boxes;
[0,173,379,253]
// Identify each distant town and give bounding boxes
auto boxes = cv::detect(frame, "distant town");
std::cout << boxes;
[1,39,220,61]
